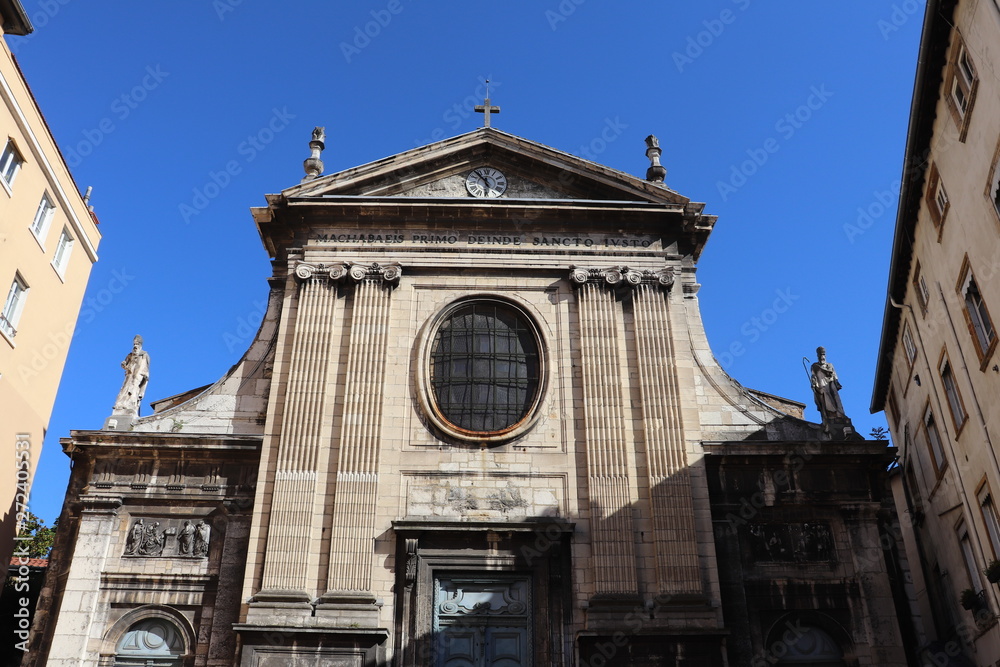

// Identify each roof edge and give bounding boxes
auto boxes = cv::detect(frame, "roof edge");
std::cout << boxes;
[871,0,957,413]
[0,0,31,35]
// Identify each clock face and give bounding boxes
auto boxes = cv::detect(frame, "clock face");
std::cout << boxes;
[465,167,508,198]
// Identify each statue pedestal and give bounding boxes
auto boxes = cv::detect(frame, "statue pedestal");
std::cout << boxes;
[823,417,862,441]
[104,410,137,431]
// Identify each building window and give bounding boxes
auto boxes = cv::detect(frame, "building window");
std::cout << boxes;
[978,484,1000,560]
[939,355,967,432]
[429,300,541,435]
[29,193,55,245]
[773,625,844,665]
[51,227,74,277]
[926,165,950,231]
[114,618,186,666]
[913,262,931,313]
[0,274,28,339]
[887,387,901,429]
[947,39,978,139]
[957,262,996,364]
[990,138,1000,221]
[959,522,984,593]
[902,322,917,367]
[906,460,925,519]
[0,139,23,190]
[924,407,947,474]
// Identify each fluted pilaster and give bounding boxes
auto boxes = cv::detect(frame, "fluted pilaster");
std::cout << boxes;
[571,268,642,596]
[326,263,400,595]
[261,264,341,592]
[632,279,701,595]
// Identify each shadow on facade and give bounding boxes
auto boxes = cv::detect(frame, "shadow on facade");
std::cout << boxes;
[380,436,914,667]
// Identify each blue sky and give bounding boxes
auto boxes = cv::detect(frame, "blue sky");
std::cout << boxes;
[11,1,925,523]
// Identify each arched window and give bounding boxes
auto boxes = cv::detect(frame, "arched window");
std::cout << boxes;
[428,299,542,437]
[775,625,845,666]
[114,618,186,667]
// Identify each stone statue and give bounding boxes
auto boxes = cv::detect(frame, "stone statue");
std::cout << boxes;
[311,126,326,144]
[113,335,150,414]
[138,521,164,556]
[810,346,846,426]
[124,519,144,555]
[193,520,210,557]
[178,520,194,555]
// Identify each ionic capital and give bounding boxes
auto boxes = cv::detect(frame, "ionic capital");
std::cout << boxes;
[293,261,402,285]
[569,266,674,291]
[346,262,402,285]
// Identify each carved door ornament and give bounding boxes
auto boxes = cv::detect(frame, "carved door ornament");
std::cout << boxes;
[433,575,531,666]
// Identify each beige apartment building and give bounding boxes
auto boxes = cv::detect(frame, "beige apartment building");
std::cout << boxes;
[871,0,1000,663]
[0,0,101,568]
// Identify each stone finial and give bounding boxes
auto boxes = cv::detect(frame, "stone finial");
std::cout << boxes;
[644,134,667,183]
[302,126,326,182]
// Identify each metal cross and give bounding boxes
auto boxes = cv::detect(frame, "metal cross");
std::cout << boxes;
[474,80,501,128]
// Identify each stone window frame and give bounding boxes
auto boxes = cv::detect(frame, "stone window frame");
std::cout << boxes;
[923,403,948,480]
[957,519,985,594]
[905,455,925,521]
[98,605,196,667]
[924,163,950,237]
[901,320,918,371]
[938,348,968,436]
[987,133,1000,227]
[944,32,978,142]
[976,477,1000,561]
[416,293,549,445]
[764,612,852,666]
[956,255,997,369]
[912,261,932,315]
[886,385,901,430]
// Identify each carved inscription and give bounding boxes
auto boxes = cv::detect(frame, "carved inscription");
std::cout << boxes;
[309,231,660,249]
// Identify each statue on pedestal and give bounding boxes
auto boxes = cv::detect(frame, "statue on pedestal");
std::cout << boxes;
[805,346,860,440]
[113,335,150,415]
[810,346,846,425]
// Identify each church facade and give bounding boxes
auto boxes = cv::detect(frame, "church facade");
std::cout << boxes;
[27,128,911,666]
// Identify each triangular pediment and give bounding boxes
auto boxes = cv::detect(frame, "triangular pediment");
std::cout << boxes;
[281,128,689,205]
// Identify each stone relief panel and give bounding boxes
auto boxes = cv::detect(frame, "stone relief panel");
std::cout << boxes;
[403,474,565,520]
[402,173,569,199]
[123,518,210,558]
[747,522,834,563]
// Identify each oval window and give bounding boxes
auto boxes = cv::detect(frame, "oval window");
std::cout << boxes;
[428,300,542,438]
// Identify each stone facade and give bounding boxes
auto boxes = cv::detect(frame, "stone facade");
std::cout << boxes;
[871,0,1000,663]
[29,128,909,665]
